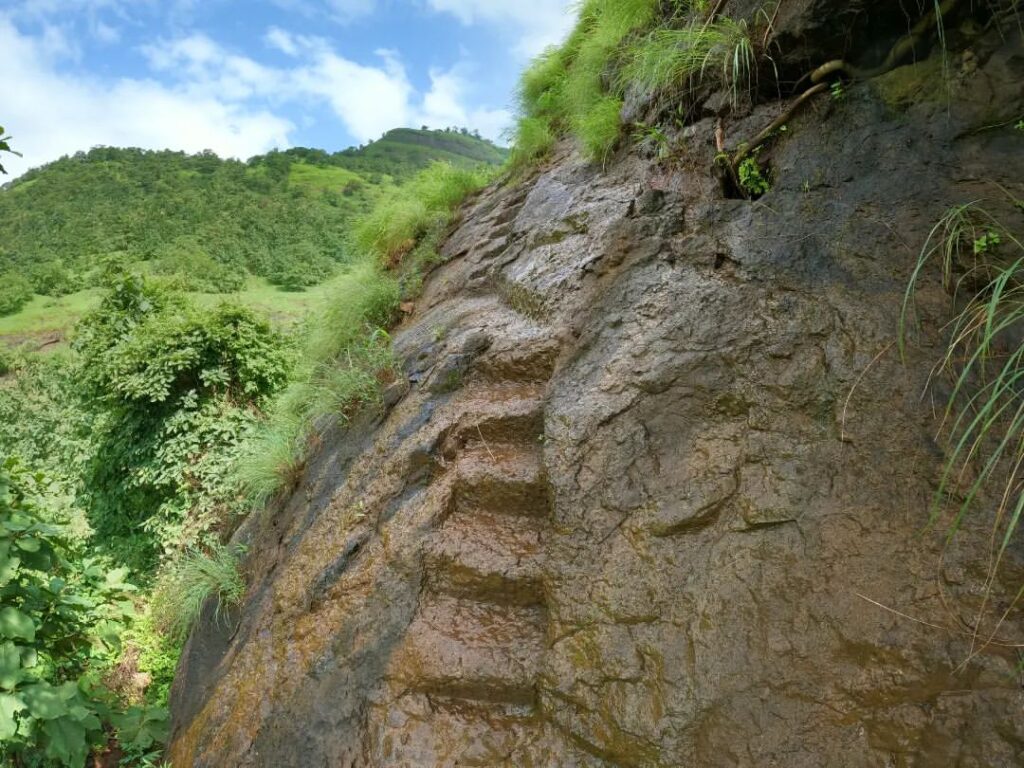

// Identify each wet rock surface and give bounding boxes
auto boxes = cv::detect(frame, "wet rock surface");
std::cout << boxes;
[170,31,1024,768]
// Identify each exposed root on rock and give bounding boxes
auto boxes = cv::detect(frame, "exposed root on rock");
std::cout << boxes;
[722,0,964,189]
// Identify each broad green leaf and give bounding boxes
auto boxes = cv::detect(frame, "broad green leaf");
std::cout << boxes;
[0,691,26,739]
[0,606,35,641]
[14,536,41,552]
[23,683,69,720]
[0,547,20,587]
[42,714,91,767]
[0,642,26,690]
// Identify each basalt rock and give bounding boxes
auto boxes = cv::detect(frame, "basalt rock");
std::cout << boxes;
[168,27,1024,768]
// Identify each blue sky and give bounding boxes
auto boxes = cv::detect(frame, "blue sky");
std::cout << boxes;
[0,0,576,177]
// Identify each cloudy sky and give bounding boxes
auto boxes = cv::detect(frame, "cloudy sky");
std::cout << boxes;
[0,0,576,177]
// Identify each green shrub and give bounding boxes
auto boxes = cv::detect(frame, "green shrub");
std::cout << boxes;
[265,241,338,292]
[0,271,32,316]
[26,261,75,297]
[151,238,248,293]
[73,275,290,568]
[738,153,771,197]
[152,543,246,642]
[0,457,141,767]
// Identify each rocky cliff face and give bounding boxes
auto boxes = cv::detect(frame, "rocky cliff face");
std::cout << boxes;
[168,17,1024,767]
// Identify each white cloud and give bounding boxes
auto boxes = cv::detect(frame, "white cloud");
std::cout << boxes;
[0,11,514,180]
[425,0,576,57]
[417,68,510,141]
[265,26,300,56]
[266,0,377,24]
[0,17,293,178]
[326,0,376,21]
[92,20,121,44]
[293,48,414,141]
[141,31,509,145]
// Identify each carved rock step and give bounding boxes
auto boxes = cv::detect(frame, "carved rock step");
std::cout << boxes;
[473,333,560,384]
[441,383,545,450]
[367,695,596,768]
[425,510,546,605]
[452,445,549,518]
[389,597,545,706]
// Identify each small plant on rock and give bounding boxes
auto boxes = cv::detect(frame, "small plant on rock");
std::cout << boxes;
[632,122,671,159]
[973,230,1002,255]
[738,154,771,197]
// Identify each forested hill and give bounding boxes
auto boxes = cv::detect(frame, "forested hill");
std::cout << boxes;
[0,127,507,294]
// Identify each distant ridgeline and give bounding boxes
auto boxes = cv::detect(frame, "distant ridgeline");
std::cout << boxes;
[0,128,507,294]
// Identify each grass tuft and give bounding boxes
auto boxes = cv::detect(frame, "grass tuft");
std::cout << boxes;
[153,543,246,641]
[901,198,1024,635]
[575,96,626,166]
[507,117,557,172]
[234,260,400,506]
[352,162,491,265]
[619,18,759,108]
[510,0,662,165]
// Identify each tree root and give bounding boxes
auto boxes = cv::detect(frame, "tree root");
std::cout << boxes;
[724,0,963,182]
[730,82,828,167]
[811,0,962,83]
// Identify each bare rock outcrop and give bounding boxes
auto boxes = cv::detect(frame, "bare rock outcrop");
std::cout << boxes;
[168,26,1024,767]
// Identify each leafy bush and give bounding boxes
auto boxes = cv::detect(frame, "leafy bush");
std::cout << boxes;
[151,238,247,293]
[0,457,139,767]
[25,262,75,297]
[73,275,290,567]
[265,241,338,291]
[152,543,245,642]
[0,272,33,316]
[737,153,771,197]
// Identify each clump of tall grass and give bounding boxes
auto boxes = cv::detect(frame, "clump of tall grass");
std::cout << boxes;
[901,199,1024,641]
[235,162,490,506]
[234,260,400,506]
[619,17,759,108]
[507,117,557,173]
[352,162,491,264]
[511,0,662,164]
[152,542,246,641]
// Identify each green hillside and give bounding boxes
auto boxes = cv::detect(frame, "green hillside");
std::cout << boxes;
[0,127,506,298]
